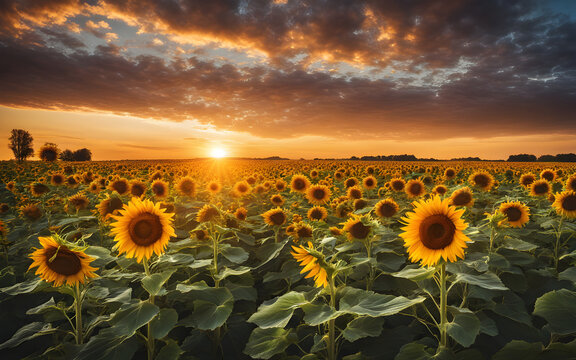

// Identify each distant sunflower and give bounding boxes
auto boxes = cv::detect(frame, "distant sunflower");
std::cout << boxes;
[96,196,124,221]
[444,168,456,180]
[519,173,536,188]
[261,208,287,226]
[50,174,65,186]
[291,242,328,287]
[38,143,59,162]
[66,176,79,187]
[390,178,406,192]
[540,169,556,182]
[290,175,310,193]
[232,181,252,197]
[130,180,146,197]
[6,181,16,192]
[88,181,101,193]
[151,179,169,198]
[347,186,363,200]
[342,216,371,241]
[206,181,222,195]
[110,197,175,263]
[530,179,551,197]
[374,198,399,218]
[468,172,494,191]
[176,177,196,197]
[0,203,10,214]
[449,187,474,207]
[196,204,220,223]
[30,182,50,197]
[275,179,287,191]
[400,196,470,267]
[405,179,426,198]
[193,229,209,241]
[552,190,576,218]
[294,222,314,240]
[306,184,332,205]
[68,193,89,211]
[565,175,576,192]
[109,178,130,195]
[307,206,328,221]
[28,236,98,287]
[353,198,368,210]
[362,176,377,190]
[234,207,248,221]
[21,204,42,221]
[270,194,285,206]
[344,177,358,188]
[432,185,448,196]
[498,201,530,227]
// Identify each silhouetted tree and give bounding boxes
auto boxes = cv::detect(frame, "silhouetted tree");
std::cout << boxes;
[556,153,576,162]
[59,149,74,161]
[8,129,34,161]
[73,148,92,161]
[538,155,556,162]
[507,154,536,162]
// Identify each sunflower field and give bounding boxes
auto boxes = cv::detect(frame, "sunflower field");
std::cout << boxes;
[1,159,576,360]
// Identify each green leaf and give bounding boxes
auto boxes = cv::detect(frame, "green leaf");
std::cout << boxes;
[339,288,425,317]
[220,245,249,264]
[248,291,308,328]
[26,298,56,315]
[150,308,178,339]
[453,272,507,291]
[74,328,139,360]
[392,266,437,281]
[236,231,256,245]
[0,322,55,350]
[559,268,576,283]
[534,289,576,335]
[342,316,385,342]
[84,246,117,267]
[109,301,160,336]
[492,292,532,326]
[244,328,297,359]
[105,288,132,303]
[302,303,340,326]
[86,286,110,299]
[189,287,234,330]
[394,342,434,360]
[155,340,183,360]
[0,278,45,295]
[446,313,481,347]
[216,266,251,280]
[492,340,542,360]
[142,269,176,296]
[502,237,538,251]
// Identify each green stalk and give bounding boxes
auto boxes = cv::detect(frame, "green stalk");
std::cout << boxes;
[365,240,374,291]
[438,263,448,349]
[554,217,564,273]
[74,282,83,344]
[143,258,155,360]
[489,225,495,253]
[327,275,337,360]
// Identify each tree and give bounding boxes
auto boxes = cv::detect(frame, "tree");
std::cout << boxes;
[59,149,74,161]
[8,129,34,161]
[507,154,536,162]
[73,148,92,161]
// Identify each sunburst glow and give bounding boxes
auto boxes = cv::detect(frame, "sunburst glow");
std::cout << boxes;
[210,147,227,158]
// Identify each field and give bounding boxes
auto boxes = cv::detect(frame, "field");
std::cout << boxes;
[0,159,576,360]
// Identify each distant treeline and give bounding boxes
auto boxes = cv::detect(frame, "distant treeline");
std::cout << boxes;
[507,153,576,162]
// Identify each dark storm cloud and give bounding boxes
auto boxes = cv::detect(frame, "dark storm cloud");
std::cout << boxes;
[0,0,575,140]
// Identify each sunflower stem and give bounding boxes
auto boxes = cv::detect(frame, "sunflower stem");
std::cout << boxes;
[554,217,564,273]
[143,258,155,360]
[365,240,374,291]
[489,225,495,253]
[327,275,337,360]
[74,282,83,344]
[438,263,448,350]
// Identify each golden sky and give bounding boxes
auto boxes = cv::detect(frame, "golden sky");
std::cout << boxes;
[1,0,575,160]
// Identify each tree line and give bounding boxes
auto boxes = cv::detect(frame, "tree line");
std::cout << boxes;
[8,129,92,162]
[507,153,576,162]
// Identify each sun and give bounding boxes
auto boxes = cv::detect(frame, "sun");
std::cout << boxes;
[209,147,227,158]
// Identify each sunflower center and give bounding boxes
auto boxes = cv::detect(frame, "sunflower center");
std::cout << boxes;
[474,175,489,188]
[310,209,323,219]
[562,195,576,211]
[113,181,128,194]
[533,183,549,194]
[45,247,82,276]
[313,188,326,200]
[392,181,404,191]
[452,192,472,206]
[153,183,166,196]
[378,203,397,217]
[350,221,370,239]
[269,211,286,225]
[408,183,422,195]
[128,212,163,246]
[365,179,374,186]
[542,172,554,181]
[294,179,306,190]
[419,214,455,250]
[504,207,522,222]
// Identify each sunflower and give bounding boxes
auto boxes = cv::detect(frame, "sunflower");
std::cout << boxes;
[432,185,448,196]
[291,242,328,287]
[362,176,377,190]
[293,222,314,240]
[306,184,332,205]
[68,193,89,211]
[449,187,474,207]
[38,143,59,162]
[275,179,287,191]
[344,178,358,188]
[342,216,371,241]
[0,203,10,214]
[206,181,222,195]
[468,172,494,191]
[110,197,175,263]
[176,177,196,197]
[232,181,252,197]
[270,194,285,206]
[109,178,130,195]
[565,175,576,192]
[329,227,342,236]
[390,178,406,192]
[354,199,368,210]
[28,236,98,286]
[262,208,287,226]
[405,179,426,198]
[552,190,576,218]
[130,180,146,197]
[193,229,209,241]
[151,179,169,198]
[540,169,556,182]
[519,173,536,188]
[21,204,42,221]
[290,175,310,193]
[366,166,375,175]
[96,196,124,221]
[529,179,551,197]
[374,198,399,218]
[498,201,530,227]
[310,169,319,178]
[400,196,470,267]
[234,207,248,221]
[307,206,328,221]
[88,181,101,193]
[444,168,456,180]
[347,186,363,200]
[6,181,16,192]
[196,204,220,223]
[51,174,65,186]
[30,182,50,197]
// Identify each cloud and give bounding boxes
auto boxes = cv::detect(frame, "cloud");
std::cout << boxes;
[118,143,181,151]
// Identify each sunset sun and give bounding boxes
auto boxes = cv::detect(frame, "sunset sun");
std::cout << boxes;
[210,147,227,159]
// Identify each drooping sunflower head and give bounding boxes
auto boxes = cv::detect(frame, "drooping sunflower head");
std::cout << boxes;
[206,181,222,195]
[405,179,426,198]
[290,175,310,193]
[192,229,209,241]
[176,177,196,197]
[354,199,368,210]
[151,179,169,198]
[270,194,285,206]
[347,186,363,200]
[96,195,124,221]
[109,178,130,196]
[291,241,328,288]
[552,190,576,218]
[38,143,59,162]
[362,176,377,190]
[519,173,536,188]
[468,171,494,191]
[529,179,551,197]
[449,187,474,207]
[540,169,556,182]
[374,198,399,218]
[196,204,221,223]
[262,207,288,226]
[30,182,50,197]
[234,207,248,221]
[306,184,332,205]
[498,201,530,227]
[307,206,328,221]
[400,196,470,267]
[28,235,98,287]
[110,197,175,263]
[293,222,314,240]
[68,193,89,211]
[21,204,43,221]
[342,215,371,241]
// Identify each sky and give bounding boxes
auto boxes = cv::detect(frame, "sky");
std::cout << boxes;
[0,0,575,160]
